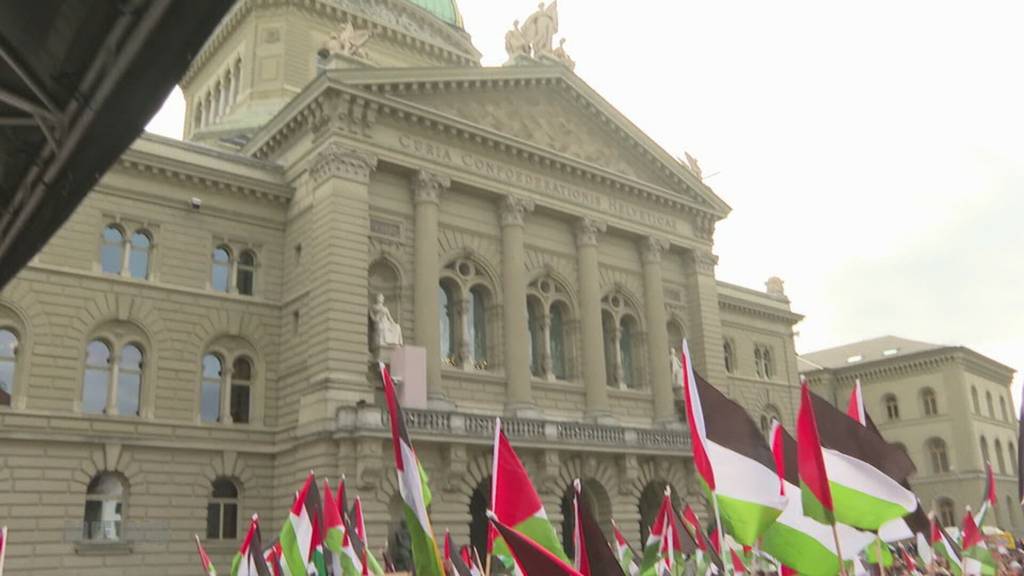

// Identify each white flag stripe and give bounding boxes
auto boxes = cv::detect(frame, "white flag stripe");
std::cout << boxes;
[707,439,788,510]
[775,479,875,559]
[398,439,432,531]
[682,340,707,440]
[822,448,917,513]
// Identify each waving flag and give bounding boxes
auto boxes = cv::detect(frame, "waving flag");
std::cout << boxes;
[231,514,271,576]
[611,521,639,576]
[846,380,866,426]
[488,511,583,576]
[975,463,997,526]
[381,362,445,576]
[638,487,693,574]
[490,417,568,568]
[195,534,218,576]
[961,509,996,576]
[571,479,625,576]
[324,479,361,576]
[899,543,920,574]
[931,514,963,576]
[798,383,835,525]
[278,472,324,576]
[680,340,787,544]
[730,549,748,574]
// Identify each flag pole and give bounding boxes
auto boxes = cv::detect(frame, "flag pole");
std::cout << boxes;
[830,522,847,576]
[711,491,729,576]
[876,537,887,576]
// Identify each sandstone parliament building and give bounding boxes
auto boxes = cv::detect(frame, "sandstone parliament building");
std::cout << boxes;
[2,0,831,572]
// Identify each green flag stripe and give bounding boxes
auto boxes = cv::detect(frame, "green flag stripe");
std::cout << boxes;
[403,504,443,576]
[714,491,787,545]
[492,514,569,568]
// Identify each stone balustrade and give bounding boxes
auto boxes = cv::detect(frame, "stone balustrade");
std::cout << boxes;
[336,404,692,454]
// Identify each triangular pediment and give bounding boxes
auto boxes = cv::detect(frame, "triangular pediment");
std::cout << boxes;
[335,66,730,216]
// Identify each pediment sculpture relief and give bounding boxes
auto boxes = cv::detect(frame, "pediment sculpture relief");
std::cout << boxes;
[319,21,373,61]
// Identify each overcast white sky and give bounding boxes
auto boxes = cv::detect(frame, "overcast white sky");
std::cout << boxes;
[147,0,1024,401]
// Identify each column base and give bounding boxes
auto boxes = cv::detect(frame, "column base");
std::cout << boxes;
[504,402,541,419]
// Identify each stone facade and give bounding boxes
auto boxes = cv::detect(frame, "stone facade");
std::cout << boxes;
[802,336,1019,533]
[0,1,803,573]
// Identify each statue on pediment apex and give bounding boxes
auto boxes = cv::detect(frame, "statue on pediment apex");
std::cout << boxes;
[505,20,531,63]
[523,1,559,57]
[319,21,372,60]
[684,151,703,181]
[553,38,575,71]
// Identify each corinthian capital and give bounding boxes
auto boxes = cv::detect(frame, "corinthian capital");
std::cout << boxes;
[641,236,669,264]
[309,142,377,185]
[413,170,450,205]
[693,249,719,273]
[500,195,535,227]
[575,217,606,247]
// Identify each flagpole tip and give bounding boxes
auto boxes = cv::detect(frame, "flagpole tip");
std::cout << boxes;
[486,510,498,521]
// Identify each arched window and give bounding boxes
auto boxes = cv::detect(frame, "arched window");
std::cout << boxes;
[439,258,496,371]
[760,405,781,435]
[128,231,151,279]
[525,275,575,382]
[368,259,402,359]
[995,439,1006,474]
[1000,397,1008,421]
[117,344,143,417]
[439,284,456,365]
[971,387,980,414]
[1010,442,1018,475]
[1007,496,1016,530]
[211,246,232,293]
[981,436,990,466]
[986,391,994,418]
[928,438,949,473]
[83,340,112,414]
[83,473,126,541]
[884,394,900,421]
[468,286,489,368]
[754,344,773,380]
[201,353,224,423]
[230,357,252,424]
[549,302,568,380]
[0,329,17,406]
[100,225,126,274]
[921,388,938,416]
[754,347,763,378]
[468,476,491,562]
[723,339,735,374]
[193,103,203,132]
[527,297,544,377]
[206,478,239,540]
[236,250,256,296]
[602,292,644,390]
[937,498,955,527]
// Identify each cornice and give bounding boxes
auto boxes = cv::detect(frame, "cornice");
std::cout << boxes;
[802,347,1015,388]
[116,148,292,205]
[181,0,480,87]
[244,77,727,228]
[718,293,804,325]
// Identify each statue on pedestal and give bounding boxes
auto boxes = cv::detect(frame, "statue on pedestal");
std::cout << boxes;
[370,293,403,350]
[670,347,683,389]
[522,1,559,58]
[504,20,530,62]
[553,38,575,70]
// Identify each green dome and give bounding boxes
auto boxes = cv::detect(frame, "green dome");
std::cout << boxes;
[406,0,464,28]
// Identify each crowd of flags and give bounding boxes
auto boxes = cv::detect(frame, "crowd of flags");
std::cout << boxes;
[60,337,1004,576]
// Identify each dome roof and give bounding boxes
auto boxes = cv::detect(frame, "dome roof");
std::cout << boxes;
[405,0,464,28]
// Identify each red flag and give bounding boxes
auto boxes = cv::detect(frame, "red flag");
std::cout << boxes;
[769,420,786,496]
[847,379,866,426]
[962,509,982,551]
[731,549,748,574]
[984,462,997,507]
[797,381,835,524]
[680,341,716,490]
[488,512,583,576]
[781,565,797,576]
[682,505,707,552]
[899,544,918,573]
[445,529,453,564]
[353,497,369,576]
[194,534,217,576]
[572,480,591,575]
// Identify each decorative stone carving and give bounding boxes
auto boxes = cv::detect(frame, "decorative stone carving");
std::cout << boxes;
[765,276,786,298]
[319,21,373,60]
[443,444,469,492]
[574,217,606,247]
[641,236,669,264]
[522,2,559,58]
[693,249,718,274]
[669,347,683,390]
[355,438,383,490]
[618,454,639,495]
[684,151,703,181]
[539,449,560,494]
[369,293,404,350]
[412,170,450,204]
[552,38,575,70]
[309,142,377,185]
[500,195,535,227]
[504,20,531,63]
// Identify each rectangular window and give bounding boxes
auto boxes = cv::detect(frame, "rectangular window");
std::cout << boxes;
[82,369,109,414]
[200,382,220,423]
[230,384,250,424]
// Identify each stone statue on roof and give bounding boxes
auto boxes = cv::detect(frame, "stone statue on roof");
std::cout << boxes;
[522,1,559,57]
[320,21,372,60]
[504,19,530,62]
[553,38,574,70]
[684,151,703,181]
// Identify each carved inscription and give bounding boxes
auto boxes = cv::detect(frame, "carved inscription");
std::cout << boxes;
[397,134,678,232]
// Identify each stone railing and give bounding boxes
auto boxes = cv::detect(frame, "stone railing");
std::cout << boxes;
[338,405,691,453]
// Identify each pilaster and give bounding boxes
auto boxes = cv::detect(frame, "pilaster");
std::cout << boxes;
[412,170,450,404]
[684,248,727,387]
[575,217,612,422]
[500,194,536,415]
[299,141,377,425]
[641,236,675,424]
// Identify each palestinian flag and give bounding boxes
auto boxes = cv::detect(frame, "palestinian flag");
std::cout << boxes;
[232,514,271,576]
[730,549,748,574]
[381,362,445,576]
[571,479,625,576]
[611,521,639,576]
[324,479,361,576]
[679,340,787,545]
[962,509,996,576]
[278,472,324,576]
[864,539,893,568]
[263,540,284,576]
[801,383,918,530]
[931,514,963,576]
[680,504,724,575]
[490,417,568,568]
[638,487,693,575]
[460,545,484,576]
[0,527,7,576]
[847,379,866,425]
[899,544,920,574]
[974,463,997,526]
[194,534,218,576]
[762,419,876,576]
[488,511,583,576]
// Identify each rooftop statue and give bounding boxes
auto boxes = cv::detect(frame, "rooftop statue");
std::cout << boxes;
[504,19,530,62]
[553,38,574,70]
[684,151,703,181]
[522,1,559,58]
[320,21,373,60]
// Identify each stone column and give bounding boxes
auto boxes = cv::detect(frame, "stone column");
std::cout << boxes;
[220,366,234,423]
[684,248,727,386]
[413,171,450,402]
[500,195,535,414]
[641,236,675,423]
[575,218,611,421]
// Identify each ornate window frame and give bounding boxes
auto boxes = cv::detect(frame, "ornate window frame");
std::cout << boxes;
[79,321,151,418]
[197,336,263,426]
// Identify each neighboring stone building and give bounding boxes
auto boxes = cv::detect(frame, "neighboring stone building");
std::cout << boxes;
[801,336,1019,532]
[0,0,803,573]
